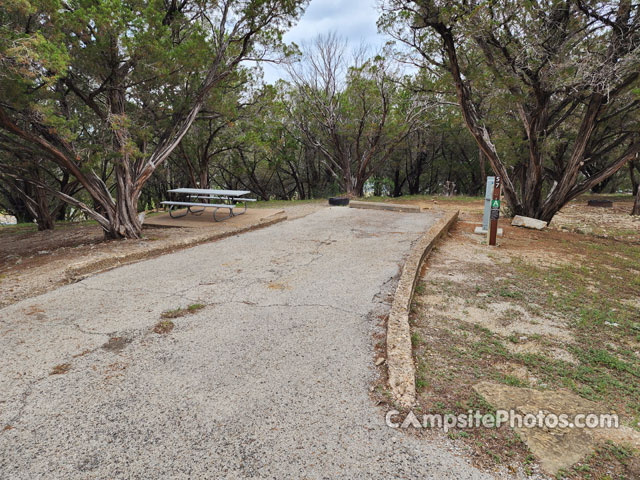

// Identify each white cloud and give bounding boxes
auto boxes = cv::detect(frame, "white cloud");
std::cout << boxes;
[262,0,385,83]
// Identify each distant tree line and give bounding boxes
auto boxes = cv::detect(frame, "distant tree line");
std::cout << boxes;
[1,0,639,237]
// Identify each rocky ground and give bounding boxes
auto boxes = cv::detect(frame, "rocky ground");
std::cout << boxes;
[405,209,640,479]
[549,198,640,243]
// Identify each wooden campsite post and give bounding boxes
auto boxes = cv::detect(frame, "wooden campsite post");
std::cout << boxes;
[488,176,501,246]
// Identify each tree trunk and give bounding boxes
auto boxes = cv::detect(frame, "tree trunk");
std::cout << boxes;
[354,175,366,197]
[7,178,55,230]
[105,208,141,239]
[407,150,423,195]
[392,169,403,197]
[33,184,55,231]
[425,19,640,223]
[104,164,142,239]
[629,160,640,215]
[55,201,68,221]
[199,162,209,189]
[478,149,486,185]
[434,25,522,214]
[105,70,142,239]
[35,214,54,231]
[631,160,640,216]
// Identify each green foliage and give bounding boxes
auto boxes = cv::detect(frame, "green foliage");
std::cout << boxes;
[380,0,640,218]
[0,0,307,236]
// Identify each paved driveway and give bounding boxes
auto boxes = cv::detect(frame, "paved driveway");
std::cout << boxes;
[0,207,492,479]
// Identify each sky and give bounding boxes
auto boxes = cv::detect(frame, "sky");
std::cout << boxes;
[262,0,386,83]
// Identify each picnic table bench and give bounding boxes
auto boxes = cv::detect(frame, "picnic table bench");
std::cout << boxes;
[161,188,256,222]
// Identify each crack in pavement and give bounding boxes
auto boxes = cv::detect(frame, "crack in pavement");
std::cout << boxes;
[0,208,493,480]
[75,282,190,301]
[2,374,46,432]
[208,300,360,316]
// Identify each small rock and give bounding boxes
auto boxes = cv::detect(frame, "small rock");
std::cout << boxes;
[0,214,17,225]
[375,357,386,366]
[604,321,619,327]
[511,216,547,230]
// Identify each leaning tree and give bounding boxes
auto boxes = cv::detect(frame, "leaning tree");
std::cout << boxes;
[0,0,306,238]
[381,0,640,221]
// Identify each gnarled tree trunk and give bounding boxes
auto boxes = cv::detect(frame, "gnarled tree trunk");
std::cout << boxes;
[0,0,305,239]
[631,160,640,216]
[413,1,640,223]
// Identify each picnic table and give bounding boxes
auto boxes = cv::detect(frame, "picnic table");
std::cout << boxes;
[161,188,256,222]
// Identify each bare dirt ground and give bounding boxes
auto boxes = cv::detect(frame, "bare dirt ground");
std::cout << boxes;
[368,194,639,243]
[2,195,635,310]
[550,196,640,243]
[0,203,324,308]
[402,197,640,479]
[1,194,637,478]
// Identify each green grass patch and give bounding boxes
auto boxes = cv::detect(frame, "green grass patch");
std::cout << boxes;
[161,303,206,319]
[153,320,175,334]
[187,303,205,312]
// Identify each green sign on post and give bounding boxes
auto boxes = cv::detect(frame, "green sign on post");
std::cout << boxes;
[488,176,502,245]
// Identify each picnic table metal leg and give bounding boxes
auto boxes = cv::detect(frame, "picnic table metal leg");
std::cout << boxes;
[213,207,233,222]
[169,205,188,218]
[233,201,247,216]
[186,196,205,215]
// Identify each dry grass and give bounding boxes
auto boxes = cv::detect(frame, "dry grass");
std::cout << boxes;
[409,210,640,479]
[153,320,175,335]
[160,303,205,319]
[50,363,71,375]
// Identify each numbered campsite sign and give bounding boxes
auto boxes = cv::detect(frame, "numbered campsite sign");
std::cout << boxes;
[488,176,501,246]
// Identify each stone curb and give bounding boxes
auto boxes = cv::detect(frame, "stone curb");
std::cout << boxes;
[349,201,422,213]
[64,213,287,283]
[386,210,459,408]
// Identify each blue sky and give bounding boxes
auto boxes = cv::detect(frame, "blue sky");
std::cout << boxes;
[262,0,385,83]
